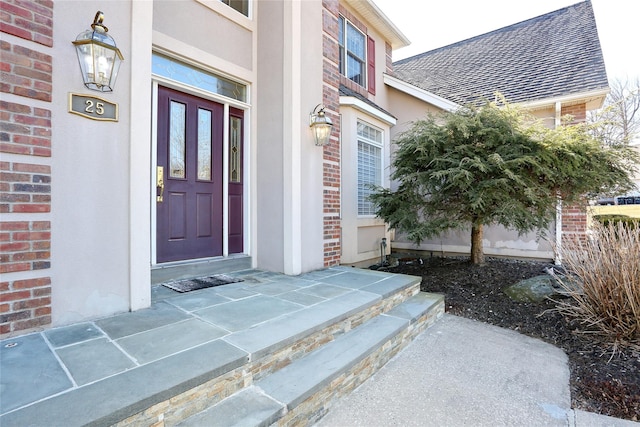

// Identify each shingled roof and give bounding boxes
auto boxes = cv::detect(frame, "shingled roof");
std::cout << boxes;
[392,1,608,106]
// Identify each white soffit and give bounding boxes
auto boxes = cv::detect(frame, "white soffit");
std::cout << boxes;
[518,88,610,112]
[384,74,459,112]
[345,0,410,49]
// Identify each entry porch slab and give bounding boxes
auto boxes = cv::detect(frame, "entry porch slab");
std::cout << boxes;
[0,266,444,427]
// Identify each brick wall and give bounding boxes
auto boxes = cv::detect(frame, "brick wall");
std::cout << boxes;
[1,0,53,337]
[558,102,588,250]
[560,103,586,125]
[561,202,588,248]
[322,0,341,266]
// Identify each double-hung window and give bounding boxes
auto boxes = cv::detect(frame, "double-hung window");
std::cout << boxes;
[339,16,366,87]
[357,121,383,216]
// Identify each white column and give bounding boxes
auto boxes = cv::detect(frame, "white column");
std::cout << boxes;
[282,0,303,275]
[128,0,153,310]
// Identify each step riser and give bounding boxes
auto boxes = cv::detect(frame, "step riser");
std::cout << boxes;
[276,305,444,427]
[249,283,420,383]
[113,282,423,427]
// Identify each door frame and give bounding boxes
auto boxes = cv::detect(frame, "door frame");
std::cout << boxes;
[150,78,250,266]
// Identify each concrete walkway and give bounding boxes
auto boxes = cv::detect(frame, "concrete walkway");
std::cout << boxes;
[318,314,639,427]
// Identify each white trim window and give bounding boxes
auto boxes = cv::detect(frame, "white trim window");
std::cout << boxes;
[338,15,366,87]
[357,121,383,216]
[221,0,249,16]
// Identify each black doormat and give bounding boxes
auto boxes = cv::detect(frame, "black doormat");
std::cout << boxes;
[162,274,244,293]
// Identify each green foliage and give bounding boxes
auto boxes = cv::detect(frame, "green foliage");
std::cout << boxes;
[371,100,638,262]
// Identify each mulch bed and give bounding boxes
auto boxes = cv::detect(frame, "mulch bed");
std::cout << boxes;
[383,256,639,421]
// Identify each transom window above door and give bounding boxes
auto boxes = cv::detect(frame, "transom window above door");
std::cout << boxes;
[339,16,366,87]
[152,53,247,103]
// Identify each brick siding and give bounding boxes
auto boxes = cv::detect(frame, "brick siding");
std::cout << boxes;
[560,103,586,125]
[0,0,54,47]
[558,103,588,248]
[322,0,341,266]
[561,203,588,247]
[1,1,53,337]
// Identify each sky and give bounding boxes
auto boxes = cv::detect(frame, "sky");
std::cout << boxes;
[373,0,639,82]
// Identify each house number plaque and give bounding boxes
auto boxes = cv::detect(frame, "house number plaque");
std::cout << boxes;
[68,93,118,122]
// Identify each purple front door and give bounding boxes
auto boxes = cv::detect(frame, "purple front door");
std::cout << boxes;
[156,86,223,262]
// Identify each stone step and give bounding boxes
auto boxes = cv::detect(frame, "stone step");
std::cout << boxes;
[0,272,433,427]
[178,292,444,427]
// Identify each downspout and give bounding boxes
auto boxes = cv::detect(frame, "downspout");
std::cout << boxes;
[554,101,563,265]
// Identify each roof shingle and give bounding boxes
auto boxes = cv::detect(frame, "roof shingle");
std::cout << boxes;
[392,1,608,106]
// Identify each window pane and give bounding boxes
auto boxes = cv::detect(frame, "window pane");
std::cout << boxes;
[169,101,186,179]
[358,141,381,216]
[347,54,365,85]
[340,20,366,87]
[197,108,212,180]
[221,0,249,16]
[357,122,383,216]
[229,116,242,183]
[347,23,365,60]
[153,53,247,102]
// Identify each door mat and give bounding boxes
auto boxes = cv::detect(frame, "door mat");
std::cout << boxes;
[162,274,244,293]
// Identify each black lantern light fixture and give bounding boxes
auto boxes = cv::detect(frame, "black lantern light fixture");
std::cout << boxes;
[73,11,124,92]
[309,104,333,146]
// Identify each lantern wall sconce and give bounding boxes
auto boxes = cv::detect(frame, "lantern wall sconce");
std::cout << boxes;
[309,104,333,146]
[73,11,124,92]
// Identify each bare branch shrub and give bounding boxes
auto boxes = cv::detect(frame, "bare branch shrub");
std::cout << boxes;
[554,222,640,346]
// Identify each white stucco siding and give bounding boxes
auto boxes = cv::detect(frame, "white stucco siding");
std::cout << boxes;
[339,106,392,265]
[255,0,326,274]
[153,1,253,72]
[51,1,135,325]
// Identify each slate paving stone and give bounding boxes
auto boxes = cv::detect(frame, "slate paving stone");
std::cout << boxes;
[360,274,418,298]
[212,286,258,300]
[318,271,384,289]
[298,283,351,299]
[151,284,179,302]
[297,269,342,281]
[55,338,136,386]
[96,301,190,339]
[195,295,302,332]
[116,318,228,364]
[166,290,231,312]
[178,386,283,427]
[0,333,72,414]
[278,290,326,306]
[250,281,305,296]
[44,322,104,348]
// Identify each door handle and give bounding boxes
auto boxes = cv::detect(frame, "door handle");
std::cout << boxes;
[156,166,164,202]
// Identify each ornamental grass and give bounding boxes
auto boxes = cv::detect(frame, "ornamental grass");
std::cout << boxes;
[554,221,640,347]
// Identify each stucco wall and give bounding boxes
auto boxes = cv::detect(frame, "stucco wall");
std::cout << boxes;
[339,107,390,265]
[153,1,253,72]
[51,2,135,325]
[255,1,326,274]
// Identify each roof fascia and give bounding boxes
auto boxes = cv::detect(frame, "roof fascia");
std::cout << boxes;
[344,0,410,49]
[383,74,460,112]
[518,88,610,111]
[339,95,397,125]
